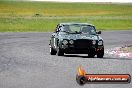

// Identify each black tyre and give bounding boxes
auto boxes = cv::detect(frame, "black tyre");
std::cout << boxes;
[56,47,64,56]
[76,75,86,85]
[50,46,56,55]
[97,49,104,58]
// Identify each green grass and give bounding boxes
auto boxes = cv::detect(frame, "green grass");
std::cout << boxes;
[0,1,132,32]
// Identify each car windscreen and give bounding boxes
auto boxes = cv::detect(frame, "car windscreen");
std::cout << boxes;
[62,24,96,35]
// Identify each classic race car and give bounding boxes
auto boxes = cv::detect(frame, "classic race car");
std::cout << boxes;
[49,23,104,58]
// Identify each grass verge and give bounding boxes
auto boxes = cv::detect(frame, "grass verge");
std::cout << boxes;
[0,1,132,32]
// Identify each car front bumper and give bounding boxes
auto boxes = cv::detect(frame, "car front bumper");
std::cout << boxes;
[61,44,104,54]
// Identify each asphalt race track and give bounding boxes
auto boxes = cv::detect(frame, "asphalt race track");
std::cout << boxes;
[0,31,132,88]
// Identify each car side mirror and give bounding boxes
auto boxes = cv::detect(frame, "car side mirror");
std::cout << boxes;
[54,30,59,33]
[97,31,101,34]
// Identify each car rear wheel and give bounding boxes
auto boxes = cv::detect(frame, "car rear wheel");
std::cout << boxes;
[50,46,56,55]
[57,47,64,56]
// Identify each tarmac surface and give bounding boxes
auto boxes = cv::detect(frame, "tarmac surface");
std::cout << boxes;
[0,31,132,88]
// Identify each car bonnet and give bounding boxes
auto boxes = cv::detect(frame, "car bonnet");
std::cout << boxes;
[59,33,103,40]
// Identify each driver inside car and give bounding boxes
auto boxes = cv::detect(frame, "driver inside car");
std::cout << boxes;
[81,26,90,33]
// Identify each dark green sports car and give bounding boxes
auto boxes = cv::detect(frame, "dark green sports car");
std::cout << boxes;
[49,23,104,58]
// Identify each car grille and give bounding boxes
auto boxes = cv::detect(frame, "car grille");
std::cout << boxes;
[74,39,92,48]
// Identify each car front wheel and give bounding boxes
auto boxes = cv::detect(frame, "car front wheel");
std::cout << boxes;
[50,46,56,55]
[97,49,104,58]
[56,47,64,56]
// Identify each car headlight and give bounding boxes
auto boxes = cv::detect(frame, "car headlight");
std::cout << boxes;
[62,40,68,45]
[92,40,96,45]
[98,40,103,45]
[69,40,74,44]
